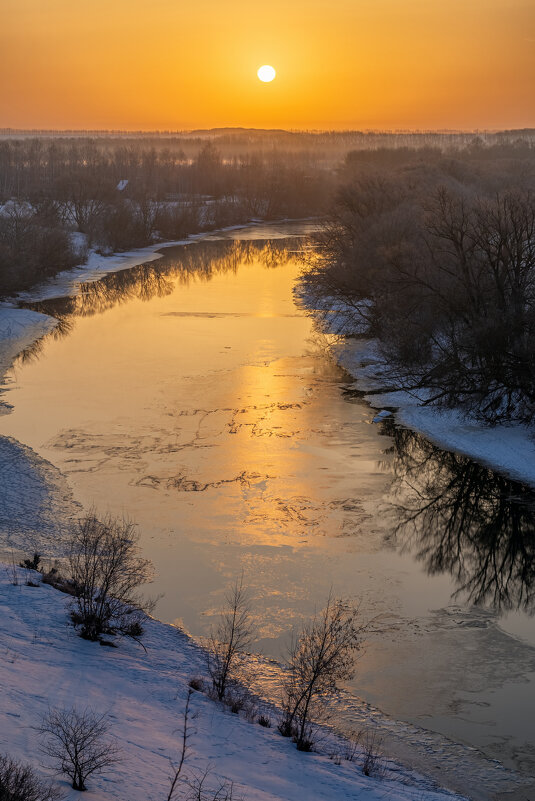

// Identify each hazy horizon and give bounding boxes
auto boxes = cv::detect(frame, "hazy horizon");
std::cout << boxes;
[1,126,534,137]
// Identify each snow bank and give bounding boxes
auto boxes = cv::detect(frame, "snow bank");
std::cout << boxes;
[0,567,466,801]
[298,290,535,488]
[0,312,80,557]
[336,338,535,488]
[0,307,57,414]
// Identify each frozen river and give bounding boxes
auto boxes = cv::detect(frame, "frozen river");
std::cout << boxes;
[1,222,534,799]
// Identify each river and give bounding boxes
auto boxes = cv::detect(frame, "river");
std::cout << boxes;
[1,222,534,799]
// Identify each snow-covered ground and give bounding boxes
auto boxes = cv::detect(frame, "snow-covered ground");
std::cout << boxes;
[0,566,467,801]
[298,294,535,488]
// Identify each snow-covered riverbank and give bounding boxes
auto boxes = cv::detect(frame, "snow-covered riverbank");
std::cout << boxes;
[298,295,535,488]
[0,308,57,409]
[0,566,467,801]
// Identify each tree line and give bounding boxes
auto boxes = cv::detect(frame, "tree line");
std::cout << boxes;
[0,137,333,295]
[300,142,535,423]
[2,134,534,297]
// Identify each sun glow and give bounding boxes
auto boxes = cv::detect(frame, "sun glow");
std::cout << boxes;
[257,65,276,83]
[3,0,534,129]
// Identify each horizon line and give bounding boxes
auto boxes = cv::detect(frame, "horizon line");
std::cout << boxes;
[1,126,535,137]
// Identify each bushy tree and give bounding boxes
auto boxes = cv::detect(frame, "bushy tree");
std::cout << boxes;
[68,512,154,642]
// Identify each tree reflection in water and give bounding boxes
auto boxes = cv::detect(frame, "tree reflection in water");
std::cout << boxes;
[16,238,302,364]
[21,236,532,617]
[384,420,535,615]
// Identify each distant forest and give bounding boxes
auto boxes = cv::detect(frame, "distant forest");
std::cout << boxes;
[1,127,534,301]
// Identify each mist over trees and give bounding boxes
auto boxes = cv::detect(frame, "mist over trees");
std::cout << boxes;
[1,129,533,296]
[0,134,331,294]
[301,140,535,423]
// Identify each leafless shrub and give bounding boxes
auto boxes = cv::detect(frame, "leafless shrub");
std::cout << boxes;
[0,753,61,801]
[328,730,364,765]
[342,730,363,762]
[19,553,42,572]
[41,564,76,595]
[7,556,19,586]
[39,708,121,791]
[186,771,238,801]
[18,553,42,585]
[188,677,205,692]
[361,730,385,777]
[225,691,247,715]
[68,511,154,642]
[241,697,259,723]
[328,750,342,766]
[206,578,254,702]
[257,715,271,728]
[279,595,363,751]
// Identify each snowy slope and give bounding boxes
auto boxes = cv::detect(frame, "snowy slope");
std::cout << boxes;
[0,567,466,801]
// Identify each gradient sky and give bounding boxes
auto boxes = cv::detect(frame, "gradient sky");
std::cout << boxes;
[1,0,534,131]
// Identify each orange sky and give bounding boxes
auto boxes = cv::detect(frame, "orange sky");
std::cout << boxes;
[1,0,534,131]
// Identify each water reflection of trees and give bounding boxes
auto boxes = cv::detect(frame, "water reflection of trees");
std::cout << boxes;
[17,238,303,364]
[384,421,535,614]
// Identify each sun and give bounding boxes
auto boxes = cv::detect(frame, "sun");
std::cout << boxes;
[257,65,276,83]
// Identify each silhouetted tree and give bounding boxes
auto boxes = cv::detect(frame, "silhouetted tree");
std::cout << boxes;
[39,708,121,792]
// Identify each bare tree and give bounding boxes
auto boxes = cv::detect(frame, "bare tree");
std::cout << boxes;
[279,595,363,750]
[187,772,237,801]
[207,578,254,702]
[166,689,240,801]
[68,511,154,642]
[39,708,121,791]
[166,689,194,801]
[0,754,60,801]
